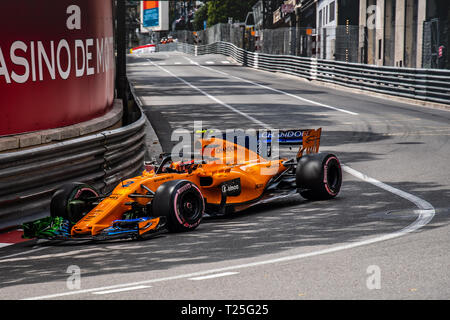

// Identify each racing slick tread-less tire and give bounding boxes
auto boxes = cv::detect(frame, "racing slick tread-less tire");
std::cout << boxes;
[296,153,342,200]
[152,180,204,232]
[50,182,99,223]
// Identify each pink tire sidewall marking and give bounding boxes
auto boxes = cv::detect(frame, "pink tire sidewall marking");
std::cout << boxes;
[323,156,340,196]
[173,183,204,228]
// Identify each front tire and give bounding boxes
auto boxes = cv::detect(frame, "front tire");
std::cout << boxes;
[152,180,204,232]
[50,182,99,223]
[296,153,342,200]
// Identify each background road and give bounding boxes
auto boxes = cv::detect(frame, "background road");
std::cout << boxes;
[1,51,449,300]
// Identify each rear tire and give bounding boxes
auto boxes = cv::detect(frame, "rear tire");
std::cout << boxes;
[152,180,204,232]
[296,153,342,200]
[50,182,99,223]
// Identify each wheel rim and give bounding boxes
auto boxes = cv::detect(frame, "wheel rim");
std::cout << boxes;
[68,187,98,221]
[178,190,202,223]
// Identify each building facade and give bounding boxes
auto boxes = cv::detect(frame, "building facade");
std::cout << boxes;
[359,0,449,68]
[292,0,449,68]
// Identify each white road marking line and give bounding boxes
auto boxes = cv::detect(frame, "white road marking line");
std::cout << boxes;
[22,58,435,301]
[0,246,49,260]
[174,62,182,65]
[196,63,359,116]
[189,272,239,281]
[24,283,153,300]
[22,168,435,300]
[159,54,434,236]
[147,59,268,128]
[221,61,231,64]
[205,61,214,64]
[184,57,199,65]
[342,165,435,233]
[92,285,151,295]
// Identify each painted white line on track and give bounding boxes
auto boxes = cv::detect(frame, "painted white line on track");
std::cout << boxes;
[21,58,435,301]
[183,57,358,115]
[25,283,153,300]
[92,285,151,295]
[342,165,435,232]
[208,65,359,115]
[184,57,199,65]
[23,183,434,300]
[147,59,268,128]
[155,54,434,238]
[189,272,239,281]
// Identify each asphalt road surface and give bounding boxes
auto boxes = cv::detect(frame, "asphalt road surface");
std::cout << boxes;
[1,51,449,301]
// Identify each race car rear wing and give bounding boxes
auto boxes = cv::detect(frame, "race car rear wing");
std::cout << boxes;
[296,128,321,159]
[196,128,321,160]
[255,128,322,159]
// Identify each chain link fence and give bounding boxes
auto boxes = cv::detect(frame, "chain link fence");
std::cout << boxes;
[172,23,362,63]
[173,23,245,49]
[145,20,449,69]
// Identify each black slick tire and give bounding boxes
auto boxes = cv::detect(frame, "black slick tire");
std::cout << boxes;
[152,180,204,232]
[50,182,99,223]
[296,153,342,200]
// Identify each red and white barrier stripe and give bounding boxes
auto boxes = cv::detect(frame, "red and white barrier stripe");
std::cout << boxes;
[0,229,26,248]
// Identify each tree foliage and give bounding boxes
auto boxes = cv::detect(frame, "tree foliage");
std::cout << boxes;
[193,3,208,30]
[202,0,258,28]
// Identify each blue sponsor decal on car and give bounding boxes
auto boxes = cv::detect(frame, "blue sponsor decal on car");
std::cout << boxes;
[258,129,305,144]
[122,180,135,187]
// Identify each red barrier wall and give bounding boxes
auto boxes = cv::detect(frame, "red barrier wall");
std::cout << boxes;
[0,1,115,136]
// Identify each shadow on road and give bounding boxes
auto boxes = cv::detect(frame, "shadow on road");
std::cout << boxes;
[0,176,448,292]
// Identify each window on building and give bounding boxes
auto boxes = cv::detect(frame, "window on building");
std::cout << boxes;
[319,9,322,28]
[329,1,335,22]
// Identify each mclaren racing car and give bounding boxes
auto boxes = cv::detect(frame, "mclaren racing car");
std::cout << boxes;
[22,128,342,241]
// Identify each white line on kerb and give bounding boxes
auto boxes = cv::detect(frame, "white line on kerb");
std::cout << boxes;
[21,58,435,300]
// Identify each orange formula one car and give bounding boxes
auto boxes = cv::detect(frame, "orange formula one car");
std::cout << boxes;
[23,128,342,241]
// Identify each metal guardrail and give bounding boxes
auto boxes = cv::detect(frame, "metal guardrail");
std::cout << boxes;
[156,42,178,52]
[0,98,147,228]
[176,41,450,105]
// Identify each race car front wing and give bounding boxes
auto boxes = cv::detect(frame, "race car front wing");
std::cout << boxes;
[22,216,167,241]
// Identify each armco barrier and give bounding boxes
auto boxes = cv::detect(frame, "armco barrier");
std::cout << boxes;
[0,98,147,228]
[176,41,450,105]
